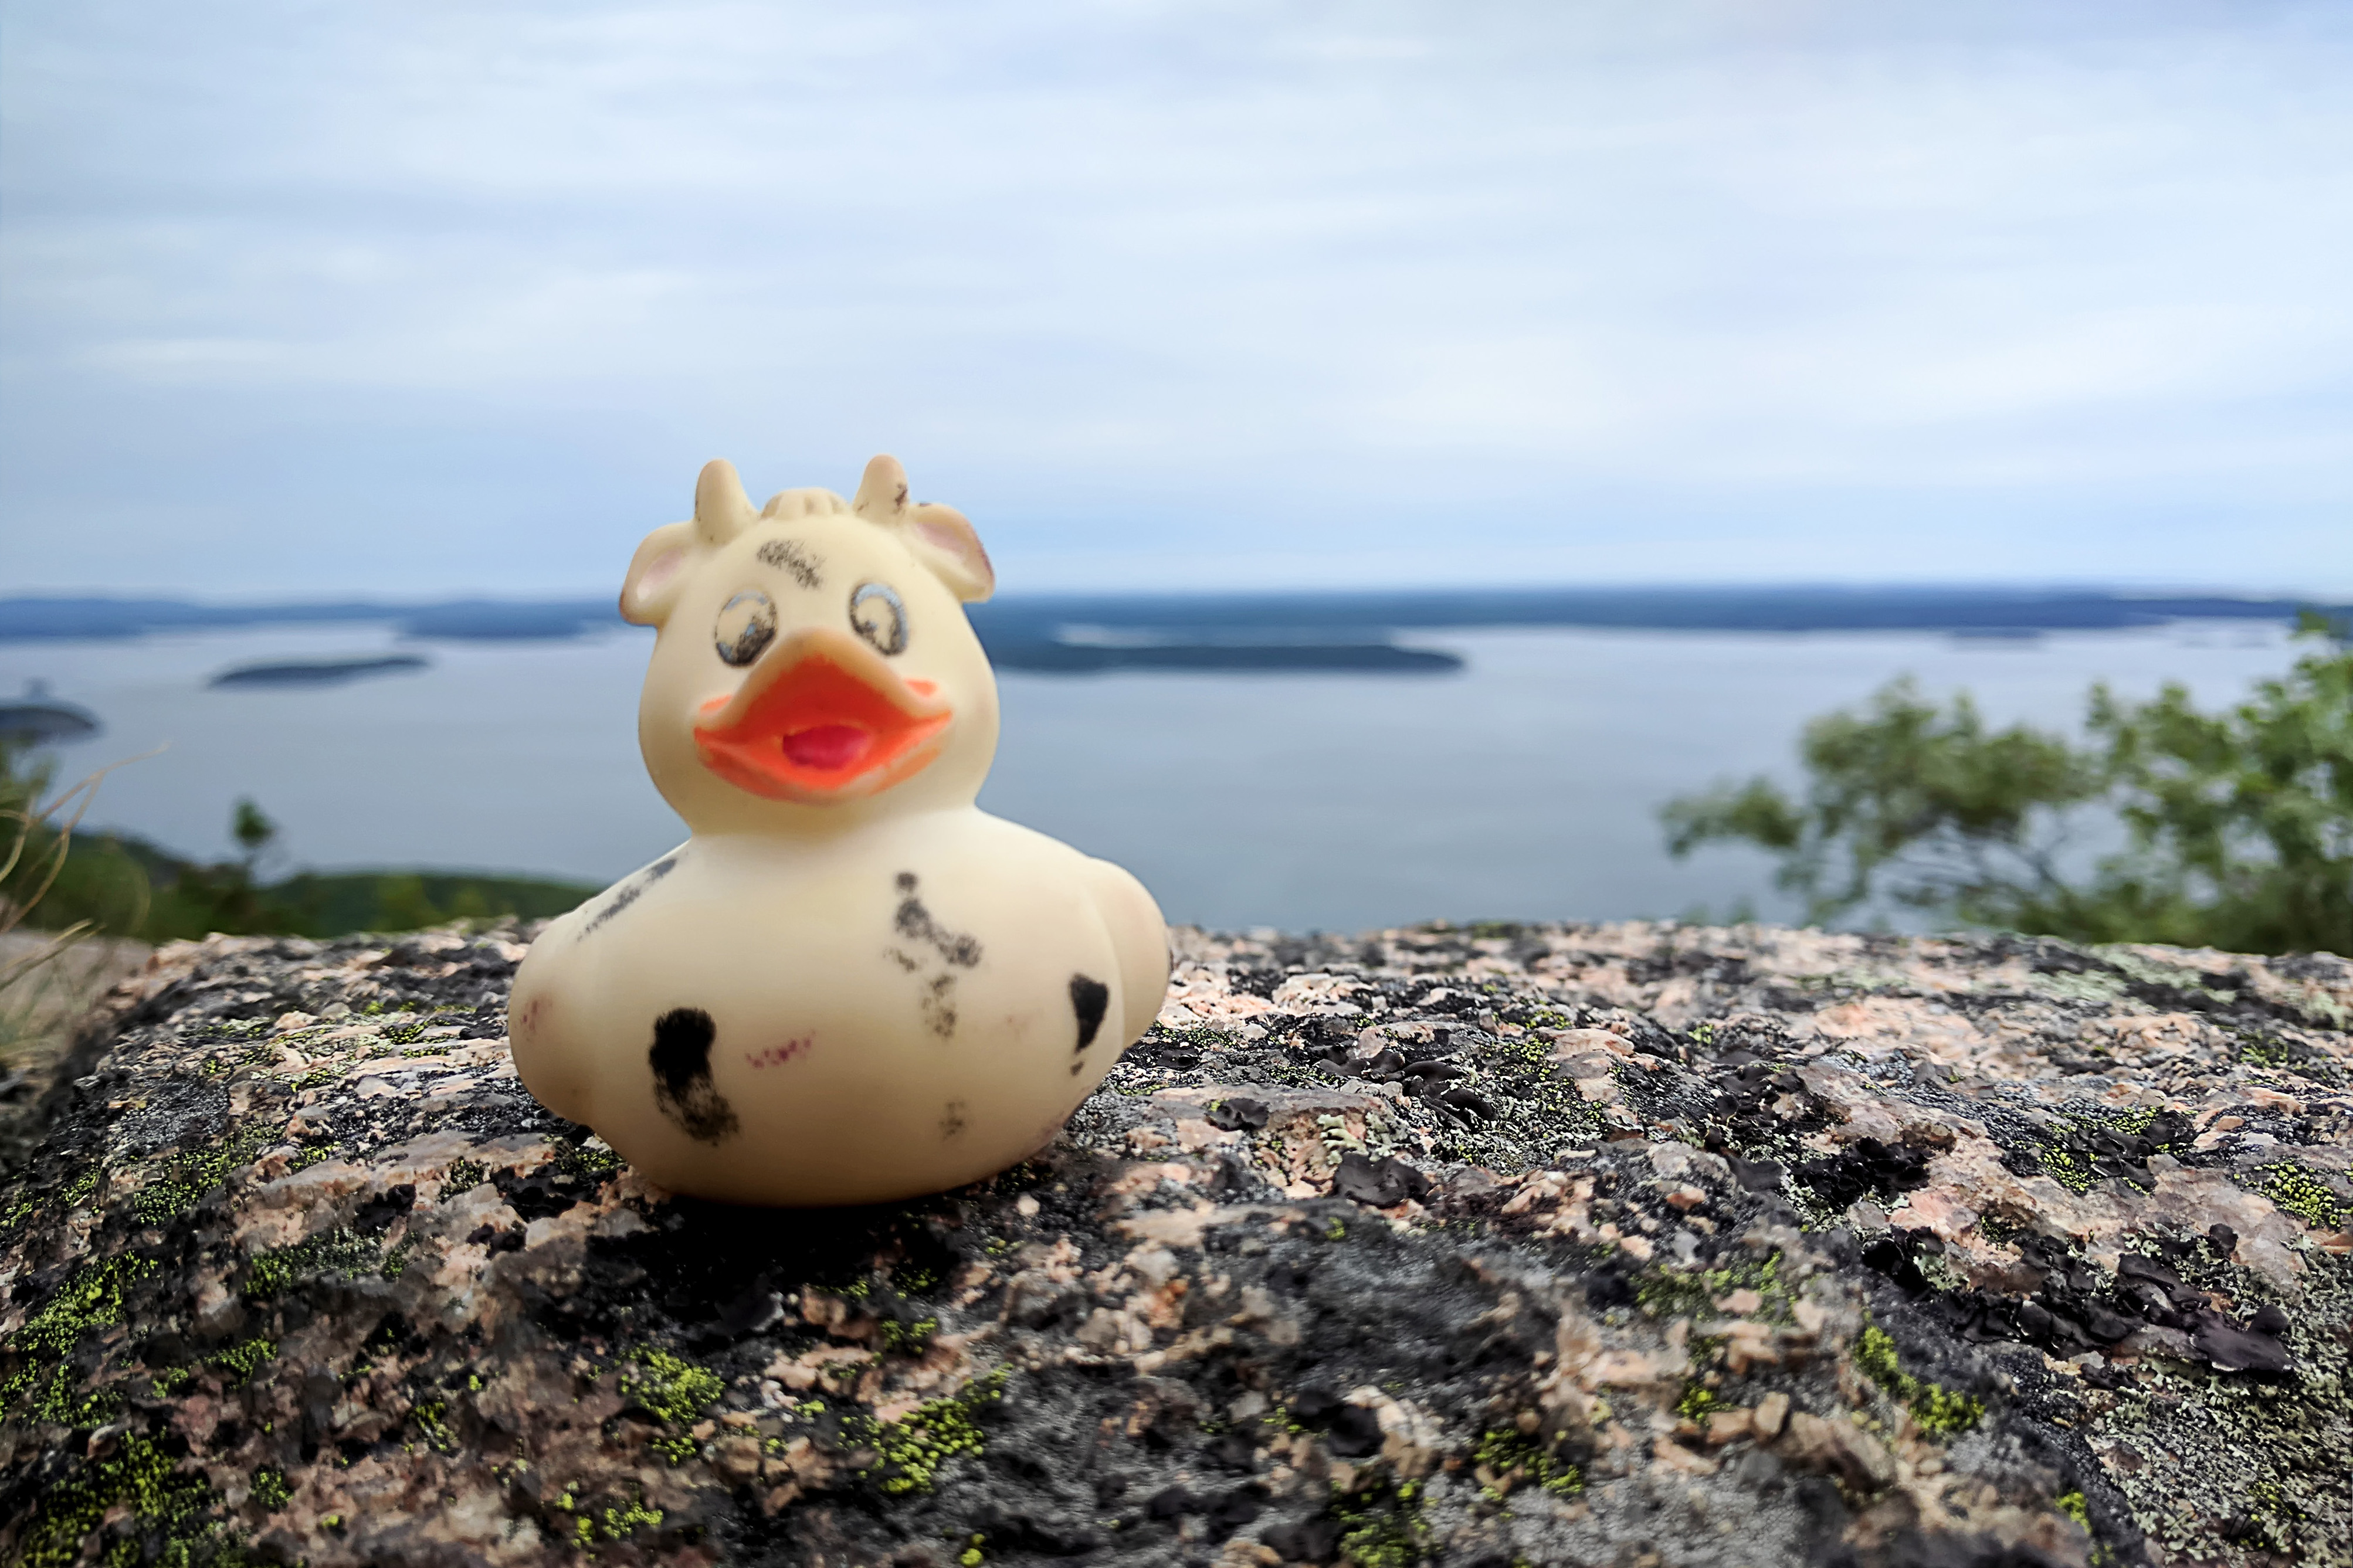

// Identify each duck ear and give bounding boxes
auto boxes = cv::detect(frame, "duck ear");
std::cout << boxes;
[694,458,755,547]
[850,453,910,524]
[853,454,994,601]
[903,502,995,603]
[621,521,694,626]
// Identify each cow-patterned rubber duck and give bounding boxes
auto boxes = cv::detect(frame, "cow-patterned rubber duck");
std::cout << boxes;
[508,456,1168,1205]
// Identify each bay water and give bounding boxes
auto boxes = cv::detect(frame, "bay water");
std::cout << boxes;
[0,620,2301,933]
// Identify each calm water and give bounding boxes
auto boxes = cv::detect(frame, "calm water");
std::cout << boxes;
[1,620,2303,932]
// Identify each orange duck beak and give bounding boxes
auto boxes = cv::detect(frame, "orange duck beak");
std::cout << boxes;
[693,627,951,802]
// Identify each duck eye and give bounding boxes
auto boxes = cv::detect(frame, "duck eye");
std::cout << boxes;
[849,582,908,656]
[714,590,777,667]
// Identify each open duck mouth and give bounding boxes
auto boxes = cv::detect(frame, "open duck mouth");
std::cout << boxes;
[693,629,951,802]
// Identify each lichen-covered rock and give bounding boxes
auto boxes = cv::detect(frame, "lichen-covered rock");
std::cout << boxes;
[0,921,2347,1566]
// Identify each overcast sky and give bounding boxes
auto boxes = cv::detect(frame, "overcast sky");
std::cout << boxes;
[2,1,2348,597]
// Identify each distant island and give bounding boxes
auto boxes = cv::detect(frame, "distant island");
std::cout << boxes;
[0,587,2341,677]
[208,654,431,689]
[0,680,101,743]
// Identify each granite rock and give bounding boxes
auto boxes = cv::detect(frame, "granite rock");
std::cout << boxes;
[0,920,2347,1566]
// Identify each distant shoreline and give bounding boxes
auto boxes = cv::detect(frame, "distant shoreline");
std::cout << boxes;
[1,588,2337,677]
[2,586,2337,639]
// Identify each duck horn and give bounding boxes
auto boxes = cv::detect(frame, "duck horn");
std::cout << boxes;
[851,454,910,524]
[694,459,755,546]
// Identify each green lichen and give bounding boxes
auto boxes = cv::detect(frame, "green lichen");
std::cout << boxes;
[2039,1143,2093,1194]
[1854,1323,1983,1438]
[2094,948,2240,1004]
[181,1016,270,1043]
[551,1481,664,1543]
[4,1363,121,1428]
[2231,1030,2344,1083]
[618,1345,725,1465]
[250,1468,291,1511]
[555,1137,625,1180]
[1471,1427,1584,1499]
[2259,1163,2346,1230]
[881,1316,939,1356]
[12,1254,156,1360]
[2054,1489,2090,1530]
[243,1228,382,1298]
[849,1369,1008,1496]
[1635,1251,1793,1325]
[1165,1023,1236,1054]
[215,1338,276,1386]
[1331,1477,1430,1568]
[1316,1112,1367,1165]
[60,1166,101,1207]
[15,1431,233,1567]
[438,1158,488,1199]
[2027,969,2131,1008]
[2235,1033,2297,1068]
[1675,1380,1721,1423]
[413,1397,453,1452]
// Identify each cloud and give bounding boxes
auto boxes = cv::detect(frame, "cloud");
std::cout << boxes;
[2,0,2348,594]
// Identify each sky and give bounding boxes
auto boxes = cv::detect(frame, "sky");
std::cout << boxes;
[2,0,2349,598]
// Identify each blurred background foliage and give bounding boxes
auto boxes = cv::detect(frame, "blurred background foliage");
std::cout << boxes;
[0,745,593,945]
[1664,613,2353,956]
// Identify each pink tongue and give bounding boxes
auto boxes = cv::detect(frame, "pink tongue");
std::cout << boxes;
[781,724,873,771]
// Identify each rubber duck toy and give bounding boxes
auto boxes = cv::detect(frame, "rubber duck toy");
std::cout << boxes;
[509,455,1168,1205]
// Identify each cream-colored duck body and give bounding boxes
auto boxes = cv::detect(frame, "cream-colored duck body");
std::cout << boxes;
[509,456,1166,1206]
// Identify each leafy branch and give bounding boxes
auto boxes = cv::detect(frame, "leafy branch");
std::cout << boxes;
[1663,615,2353,955]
